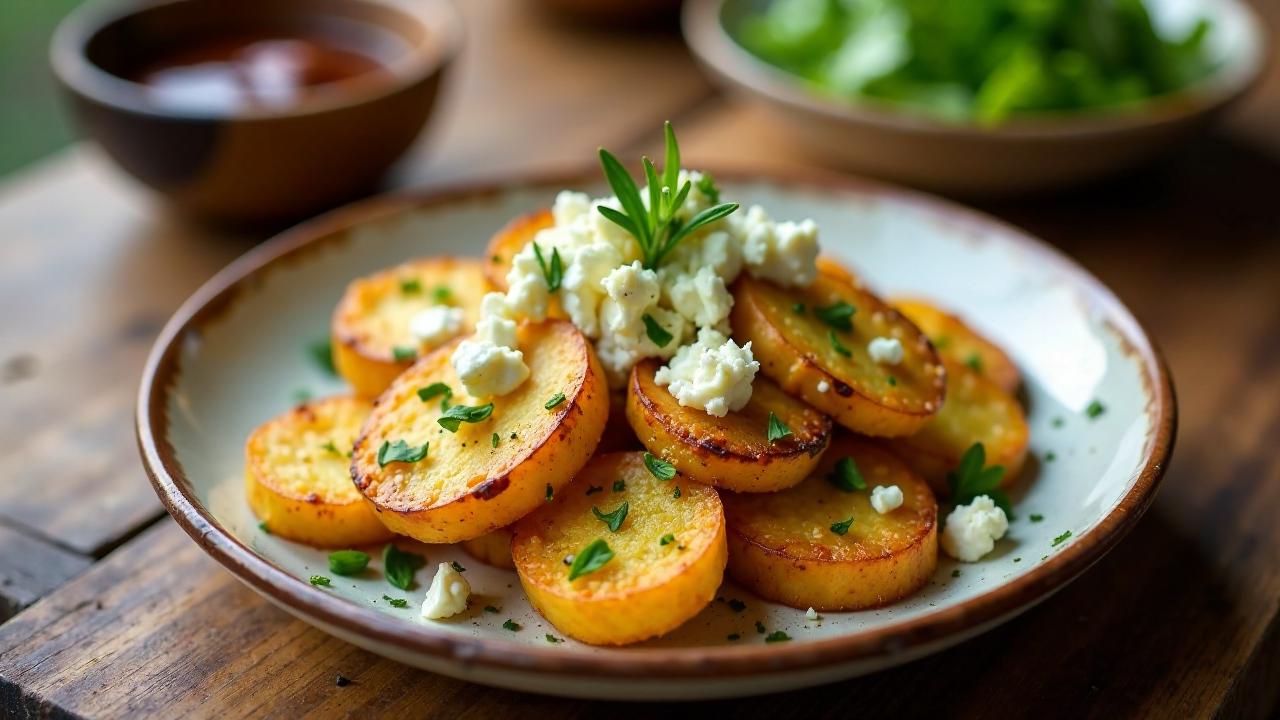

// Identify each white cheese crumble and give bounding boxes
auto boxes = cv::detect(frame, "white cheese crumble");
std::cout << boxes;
[449,171,821,411]
[451,293,529,398]
[805,607,819,621]
[870,484,904,514]
[410,305,465,346]
[420,562,471,620]
[940,495,1009,562]
[867,336,904,364]
[654,328,760,417]
[817,380,831,393]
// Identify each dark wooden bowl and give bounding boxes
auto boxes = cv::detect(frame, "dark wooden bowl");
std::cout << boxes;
[50,0,461,226]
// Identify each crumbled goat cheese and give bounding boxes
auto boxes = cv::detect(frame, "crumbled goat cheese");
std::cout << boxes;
[421,562,471,620]
[450,173,820,409]
[654,328,759,417]
[410,305,465,346]
[868,336,904,364]
[870,484,905,514]
[940,495,1009,562]
[805,607,819,622]
[817,380,831,393]
[451,293,528,397]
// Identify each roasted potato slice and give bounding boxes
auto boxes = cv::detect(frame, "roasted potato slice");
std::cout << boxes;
[461,527,515,569]
[512,452,727,646]
[245,395,394,547]
[626,359,831,492]
[894,298,1020,393]
[722,435,937,611]
[731,274,946,437]
[816,254,859,284]
[884,358,1029,495]
[483,209,554,291]
[352,320,609,543]
[332,257,492,398]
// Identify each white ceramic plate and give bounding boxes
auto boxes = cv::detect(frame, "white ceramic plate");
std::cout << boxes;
[138,170,1175,700]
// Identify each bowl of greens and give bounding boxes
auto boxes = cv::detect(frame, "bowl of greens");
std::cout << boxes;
[683,0,1266,195]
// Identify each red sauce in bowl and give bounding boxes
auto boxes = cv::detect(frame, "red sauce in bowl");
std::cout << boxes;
[133,34,385,111]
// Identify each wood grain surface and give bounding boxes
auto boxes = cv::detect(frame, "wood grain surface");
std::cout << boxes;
[1,0,1278,717]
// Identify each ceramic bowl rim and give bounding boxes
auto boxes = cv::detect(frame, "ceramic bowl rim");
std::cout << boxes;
[49,0,463,122]
[136,166,1176,680]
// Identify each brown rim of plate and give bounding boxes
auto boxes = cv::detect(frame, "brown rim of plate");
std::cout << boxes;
[136,165,1177,680]
[683,0,1269,140]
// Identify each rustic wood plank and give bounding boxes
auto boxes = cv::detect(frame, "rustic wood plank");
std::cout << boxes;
[0,524,91,623]
[0,0,712,563]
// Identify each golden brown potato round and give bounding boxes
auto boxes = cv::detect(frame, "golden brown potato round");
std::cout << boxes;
[483,209,554,291]
[816,254,859,284]
[245,395,394,548]
[352,320,609,544]
[894,298,1020,393]
[512,452,727,646]
[461,527,515,570]
[332,257,492,398]
[626,359,831,492]
[722,434,938,611]
[731,274,946,438]
[884,358,1029,495]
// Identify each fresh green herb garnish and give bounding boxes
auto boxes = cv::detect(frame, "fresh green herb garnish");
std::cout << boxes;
[642,314,674,348]
[764,630,792,643]
[596,122,740,270]
[321,440,342,457]
[612,479,626,492]
[383,544,425,590]
[828,329,852,357]
[1085,400,1106,419]
[755,620,766,634]
[451,561,466,573]
[887,376,897,386]
[643,452,677,481]
[948,443,1011,517]
[545,633,563,643]
[696,172,721,203]
[503,619,522,632]
[814,301,856,330]
[491,432,500,448]
[1052,417,1065,428]
[309,340,337,376]
[952,569,962,578]
[309,575,332,587]
[545,392,566,410]
[792,303,806,315]
[438,403,494,432]
[1044,451,1056,462]
[377,439,428,467]
[328,550,370,576]
[830,517,854,535]
[258,521,270,534]
[766,412,792,443]
[1030,513,1045,523]
[567,538,615,580]
[383,595,409,608]
[660,533,676,546]
[966,353,983,372]
[417,383,452,403]
[400,278,422,294]
[433,286,452,304]
[673,486,682,499]
[592,502,630,532]
[828,457,867,491]
[392,346,417,362]
[484,605,499,613]
[1052,530,1073,547]
[532,243,563,292]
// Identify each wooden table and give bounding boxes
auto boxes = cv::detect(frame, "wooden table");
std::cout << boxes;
[2,1,1278,717]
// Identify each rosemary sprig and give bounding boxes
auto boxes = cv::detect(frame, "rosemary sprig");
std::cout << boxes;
[596,122,739,270]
